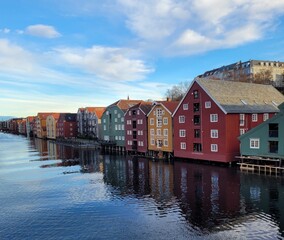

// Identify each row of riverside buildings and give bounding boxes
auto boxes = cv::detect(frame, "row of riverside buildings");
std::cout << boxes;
[2,77,284,164]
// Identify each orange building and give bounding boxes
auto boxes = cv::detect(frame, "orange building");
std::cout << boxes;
[147,101,179,159]
[36,112,58,139]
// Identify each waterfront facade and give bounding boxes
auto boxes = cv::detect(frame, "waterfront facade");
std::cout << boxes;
[77,107,106,139]
[125,102,152,154]
[101,99,142,150]
[239,103,284,158]
[147,101,179,158]
[46,113,61,139]
[36,113,57,139]
[26,116,36,137]
[57,113,78,138]
[173,78,284,163]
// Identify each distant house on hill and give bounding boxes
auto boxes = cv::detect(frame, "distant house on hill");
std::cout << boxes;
[173,78,284,163]
[198,60,284,91]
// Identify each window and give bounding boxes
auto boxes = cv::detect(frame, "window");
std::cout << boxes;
[140,141,144,147]
[122,136,125,140]
[179,115,185,123]
[193,143,202,152]
[114,110,117,114]
[127,120,131,125]
[181,142,186,150]
[150,118,154,125]
[210,129,218,138]
[163,129,168,137]
[194,115,200,125]
[252,114,258,122]
[211,144,218,152]
[240,114,245,126]
[122,125,124,130]
[121,117,124,122]
[103,125,106,131]
[240,129,245,135]
[156,108,162,117]
[151,138,155,145]
[157,119,162,127]
[250,138,260,149]
[193,90,199,99]
[210,114,218,122]
[157,129,161,136]
[118,114,121,118]
[164,139,168,147]
[132,110,136,116]
[183,104,188,110]
[137,110,140,115]
[129,111,131,116]
[194,129,200,138]
[263,113,269,121]
[150,129,154,136]
[179,129,186,137]
[157,140,163,148]
[269,123,278,137]
[205,101,211,108]
[269,141,278,153]
[115,118,117,123]
[193,103,200,112]
[163,117,168,125]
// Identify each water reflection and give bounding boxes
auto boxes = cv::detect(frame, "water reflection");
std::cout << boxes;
[21,137,284,238]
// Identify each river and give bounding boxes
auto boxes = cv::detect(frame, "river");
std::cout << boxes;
[0,132,283,239]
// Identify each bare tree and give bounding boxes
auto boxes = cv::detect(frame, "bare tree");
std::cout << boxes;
[165,81,190,101]
[253,69,273,85]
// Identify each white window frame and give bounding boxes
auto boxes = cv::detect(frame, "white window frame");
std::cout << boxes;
[250,138,260,149]
[163,129,168,137]
[210,114,218,122]
[179,129,186,137]
[210,129,218,138]
[252,114,258,122]
[157,119,162,127]
[163,117,168,125]
[240,129,245,135]
[150,118,154,125]
[183,104,188,110]
[240,114,245,126]
[150,129,154,136]
[211,144,218,152]
[263,113,269,121]
[157,129,161,136]
[179,115,185,123]
[164,139,168,147]
[180,142,186,150]
[205,101,211,108]
[151,138,155,145]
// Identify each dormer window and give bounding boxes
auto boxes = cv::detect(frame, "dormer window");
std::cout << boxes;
[193,90,199,99]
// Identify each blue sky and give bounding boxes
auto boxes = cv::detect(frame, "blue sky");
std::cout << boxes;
[1,0,284,117]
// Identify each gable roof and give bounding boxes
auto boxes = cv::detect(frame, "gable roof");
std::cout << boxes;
[175,78,284,115]
[148,100,179,116]
[108,99,143,112]
[125,101,153,115]
[85,107,106,119]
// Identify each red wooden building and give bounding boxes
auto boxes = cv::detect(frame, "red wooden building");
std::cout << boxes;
[57,113,77,139]
[125,101,152,155]
[173,78,284,163]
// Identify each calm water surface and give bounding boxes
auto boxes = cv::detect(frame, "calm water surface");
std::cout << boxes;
[0,133,283,239]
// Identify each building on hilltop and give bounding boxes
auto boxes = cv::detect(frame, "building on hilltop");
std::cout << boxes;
[198,60,284,90]
[173,78,284,163]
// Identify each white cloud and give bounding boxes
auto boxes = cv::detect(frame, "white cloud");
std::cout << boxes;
[0,28,10,34]
[55,45,154,81]
[116,0,284,55]
[25,24,61,38]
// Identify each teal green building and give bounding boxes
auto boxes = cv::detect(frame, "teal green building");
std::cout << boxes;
[239,103,284,158]
[101,99,142,150]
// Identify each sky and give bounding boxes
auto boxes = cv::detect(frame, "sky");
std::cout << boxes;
[1,0,284,117]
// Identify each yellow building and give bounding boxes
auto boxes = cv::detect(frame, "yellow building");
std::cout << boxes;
[46,113,61,139]
[147,101,179,159]
[36,112,57,139]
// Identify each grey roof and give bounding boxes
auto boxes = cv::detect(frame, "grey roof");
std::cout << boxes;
[197,78,284,113]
